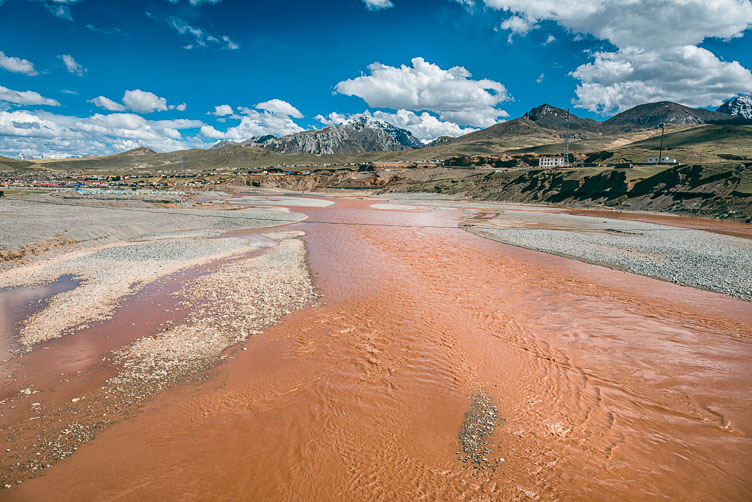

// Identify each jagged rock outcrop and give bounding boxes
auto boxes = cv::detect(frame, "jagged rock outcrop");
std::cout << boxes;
[425,136,453,147]
[241,135,275,146]
[717,95,752,120]
[252,115,422,155]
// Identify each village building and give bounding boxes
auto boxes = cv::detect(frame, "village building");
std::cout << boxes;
[648,156,678,164]
[539,157,566,168]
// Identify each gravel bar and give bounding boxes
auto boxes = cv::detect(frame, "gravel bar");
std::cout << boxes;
[465,211,752,301]
[0,196,304,266]
[107,231,316,405]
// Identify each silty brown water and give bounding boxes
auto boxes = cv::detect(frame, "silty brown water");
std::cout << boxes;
[5,197,752,501]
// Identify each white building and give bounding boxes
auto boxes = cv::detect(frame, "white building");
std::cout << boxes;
[539,157,566,168]
[648,156,677,164]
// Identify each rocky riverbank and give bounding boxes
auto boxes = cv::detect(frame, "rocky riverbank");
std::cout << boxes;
[463,210,752,301]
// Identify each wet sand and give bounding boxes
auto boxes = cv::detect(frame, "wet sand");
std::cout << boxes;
[3,196,752,500]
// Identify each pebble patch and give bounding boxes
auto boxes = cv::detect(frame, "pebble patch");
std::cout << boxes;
[458,392,502,471]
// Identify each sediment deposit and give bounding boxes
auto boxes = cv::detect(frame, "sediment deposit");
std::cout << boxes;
[2,194,751,501]
[0,195,303,269]
[463,209,752,301]
[109,231,315,399]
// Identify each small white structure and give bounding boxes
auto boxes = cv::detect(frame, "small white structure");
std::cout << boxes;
[539,157,566,168]
[648,156,677,164]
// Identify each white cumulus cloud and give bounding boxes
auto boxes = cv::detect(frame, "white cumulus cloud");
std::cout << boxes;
[500,15,535,36]
[0,86,60,106]
[572,45,752,113]
[363,0,394,10]
[0,109,210,158]
[482,0,752,112]
[255,99,303,119]
[122,89,169,114]
[0,51,38,76]
[89,95,126,111]
[486,0,752,49]
[372,109,477,143]
[334,57,509,127]
[201,99,305,141]
[315,112,348,126]
[211,104,234,116]
[90,90,184,114]
[59,54,85,75]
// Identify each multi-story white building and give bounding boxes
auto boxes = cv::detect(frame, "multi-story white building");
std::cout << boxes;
[648,156,677,164]
[539,157,566,168]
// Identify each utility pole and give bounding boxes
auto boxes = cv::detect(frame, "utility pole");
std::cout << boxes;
[564,108,571,167]
[658,123,665,164]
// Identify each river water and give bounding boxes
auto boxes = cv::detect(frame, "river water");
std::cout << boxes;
[5,196,752,501]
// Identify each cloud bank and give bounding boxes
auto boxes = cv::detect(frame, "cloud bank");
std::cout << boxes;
[487,0,752,112]
[199,99,305,140]
[335,57,509,127]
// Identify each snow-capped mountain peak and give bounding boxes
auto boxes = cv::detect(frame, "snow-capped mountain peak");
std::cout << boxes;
[717,95,752,120]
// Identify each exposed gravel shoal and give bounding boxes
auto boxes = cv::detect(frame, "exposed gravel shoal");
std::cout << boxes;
[0,196,304,265]
[465,213,752,301]
[5,237,254,349]
[0,196,308,348]
[107,231,315,402]
[458,392,502,471]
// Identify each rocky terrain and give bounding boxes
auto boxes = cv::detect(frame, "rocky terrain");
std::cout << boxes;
[458,392,502,471]
[717,95,752,120]
[221,115,423,155]
[457,164,752,221]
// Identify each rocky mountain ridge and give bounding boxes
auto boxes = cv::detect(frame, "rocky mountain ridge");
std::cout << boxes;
[212,115,422,155]
[601,101,742,131]
[447,101,748,146]
[717,95,752,120]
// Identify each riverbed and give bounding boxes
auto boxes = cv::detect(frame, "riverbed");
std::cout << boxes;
[2,194,751,501]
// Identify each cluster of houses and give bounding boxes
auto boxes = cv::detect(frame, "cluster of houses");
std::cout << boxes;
[537,155,678,169]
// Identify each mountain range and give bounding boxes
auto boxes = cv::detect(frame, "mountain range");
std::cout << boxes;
[212,115,422,155]
[6,98,750,171]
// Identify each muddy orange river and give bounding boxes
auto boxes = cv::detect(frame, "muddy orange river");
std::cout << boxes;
[3,197,752,501]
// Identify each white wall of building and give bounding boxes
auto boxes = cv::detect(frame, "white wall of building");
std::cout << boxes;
[648,156,677,164]
[539,157,566,168]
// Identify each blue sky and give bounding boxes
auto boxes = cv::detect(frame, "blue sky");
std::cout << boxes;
[1,0,751,158]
